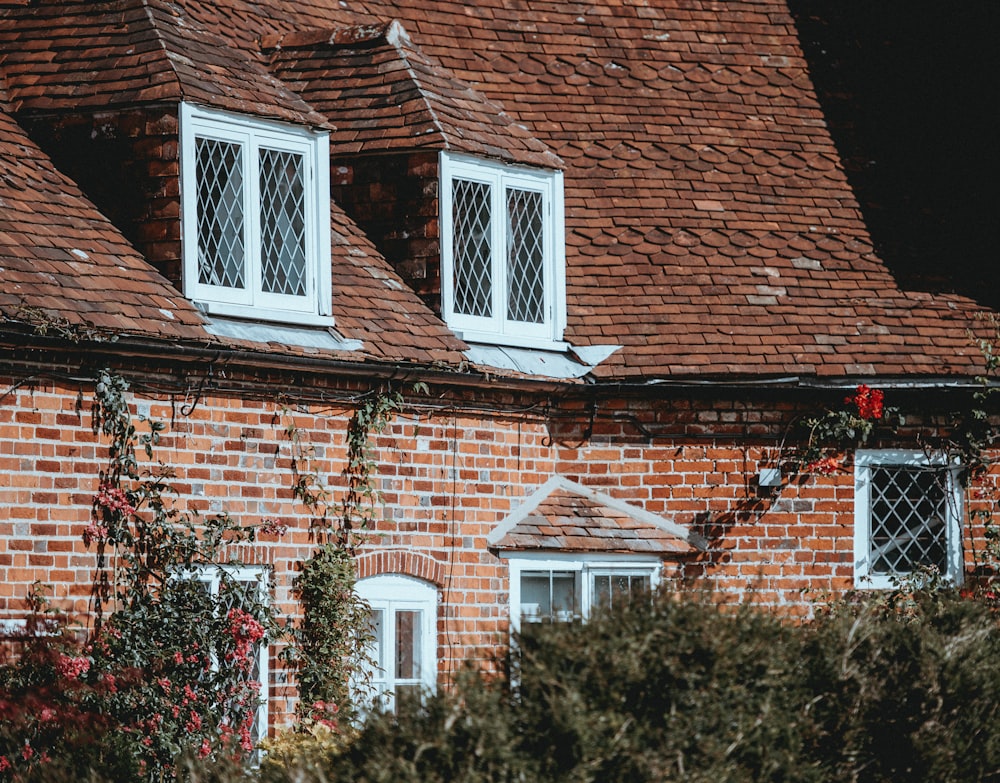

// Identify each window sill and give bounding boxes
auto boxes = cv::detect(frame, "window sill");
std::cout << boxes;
[453,329,568,353]
[195,301,334,328]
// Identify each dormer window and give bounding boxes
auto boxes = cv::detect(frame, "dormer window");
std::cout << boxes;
[180,103,331,325]
[440,153,566,349]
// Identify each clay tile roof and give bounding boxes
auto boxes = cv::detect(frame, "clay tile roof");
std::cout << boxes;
[326,204,469,363]
[263,20,561,168]
[0,0,328,127]
[0,97,466,364]
[0,105,208,341]
[488,476,705,556]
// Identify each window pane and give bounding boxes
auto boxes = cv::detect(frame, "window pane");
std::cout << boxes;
[593,574,611,611]
[506,187,544,323]
[395,610,421,680]
[369,608,385,676]
[521,573,551,621]
[870,465,949,575]
[259,148,307,296]
[196,137,246,289]
[452,178,493,317]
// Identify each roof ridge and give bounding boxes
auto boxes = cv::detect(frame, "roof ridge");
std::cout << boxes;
[381,20,452,153]
[136,0,185,104]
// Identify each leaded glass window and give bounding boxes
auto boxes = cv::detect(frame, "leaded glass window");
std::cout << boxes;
[196,138,245,289]
[442,153,564,346]
[452,179,493,318]
[855,451,962,588]
[181,103,331,325]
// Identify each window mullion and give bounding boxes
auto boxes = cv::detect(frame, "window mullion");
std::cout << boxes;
[494,173,508,334]
[246,133,262,306]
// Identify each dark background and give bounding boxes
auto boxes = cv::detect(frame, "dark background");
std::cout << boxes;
[789,1,999,307]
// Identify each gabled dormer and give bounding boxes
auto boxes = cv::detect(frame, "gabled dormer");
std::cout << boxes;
[0,0,334,327]
[265,21,569,350]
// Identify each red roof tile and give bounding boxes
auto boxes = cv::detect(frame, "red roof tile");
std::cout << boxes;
[264,21,561,168]
[2,0,996,383]
[0,105,208,340]
[0,0,327,127]
[488,476,703,555]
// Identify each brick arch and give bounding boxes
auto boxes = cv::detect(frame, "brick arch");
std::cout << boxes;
[355,550,446,587]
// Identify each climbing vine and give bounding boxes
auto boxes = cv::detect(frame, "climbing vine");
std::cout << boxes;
[1,370,276,781]
[282,387,413,725]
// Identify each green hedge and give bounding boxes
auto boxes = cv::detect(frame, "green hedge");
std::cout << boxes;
[8,588,1000,782]
[265,589,1000,783]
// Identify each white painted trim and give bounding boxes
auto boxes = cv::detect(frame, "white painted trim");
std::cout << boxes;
[853,449,963,589]
[506,553,662,634]
[180,102,332,326]
[440,151,566,345]
[355,574,437,712]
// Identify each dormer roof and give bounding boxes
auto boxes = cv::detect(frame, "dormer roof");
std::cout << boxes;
[488,476,706,556]
[263,21,561,169]
[0,0,328,127]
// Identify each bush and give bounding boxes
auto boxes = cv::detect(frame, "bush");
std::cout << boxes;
[261,588,1000,783]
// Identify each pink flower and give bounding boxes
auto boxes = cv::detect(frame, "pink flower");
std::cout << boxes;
[82,522,108,546]
[198,738,212,759]
[55,654,90,680]
[259,518,288,536]
[185,711,202,732]
[0,755,11,772]
[93,482,137,517]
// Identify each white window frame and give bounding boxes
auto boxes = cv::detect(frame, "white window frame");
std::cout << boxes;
[504,553,661,634]
[180,102,332,326]
[440,152,566,350]
[355,574,437,712]
[854,449,964,589]
[190,565,270,747]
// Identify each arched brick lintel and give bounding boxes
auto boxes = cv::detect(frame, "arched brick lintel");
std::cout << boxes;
[355,550,446,587]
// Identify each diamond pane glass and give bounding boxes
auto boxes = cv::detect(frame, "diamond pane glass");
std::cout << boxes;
[506,187,544,323]
[196,137,245,289]
[452,178,493,317]
[259,148,307,297]
[870,465,950,575]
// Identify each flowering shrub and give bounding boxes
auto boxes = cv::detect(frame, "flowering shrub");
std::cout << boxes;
[1,371,276,781]
[798,383,896,475]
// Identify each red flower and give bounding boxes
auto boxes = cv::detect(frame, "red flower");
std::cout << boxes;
[805,455,843,475]
[848,384,884,420]
[55,654,90,680]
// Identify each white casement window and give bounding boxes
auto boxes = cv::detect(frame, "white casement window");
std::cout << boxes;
[180,103,332,325]
[506,554,660,633]
[854,450,963,588]
[440,152,566,350]
[355,574,437,712]
[192,565,270,747]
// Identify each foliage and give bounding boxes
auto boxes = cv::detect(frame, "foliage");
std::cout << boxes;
[257,588,1000,783]
[798,384,898,474]
[1,371,275,781]
[282,388,407,724]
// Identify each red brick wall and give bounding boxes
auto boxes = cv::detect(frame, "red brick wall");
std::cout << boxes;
[1,373,995,729]
[329,150,442,308]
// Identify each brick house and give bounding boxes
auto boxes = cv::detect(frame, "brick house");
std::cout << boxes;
[1,0,995,730]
